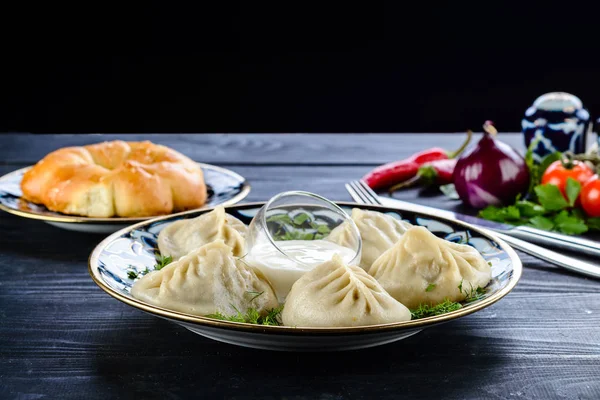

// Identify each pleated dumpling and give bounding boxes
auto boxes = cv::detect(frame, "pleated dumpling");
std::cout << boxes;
[158,205,248,260]
[325,217,360,251]
[369,226,491,309]
[328,208,412,270]
[282,254,411,327]
[131,240,279,316]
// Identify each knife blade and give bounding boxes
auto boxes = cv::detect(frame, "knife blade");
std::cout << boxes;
[376,196,600,258]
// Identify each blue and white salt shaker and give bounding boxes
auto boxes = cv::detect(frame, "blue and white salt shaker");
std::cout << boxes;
[522,92,590,162]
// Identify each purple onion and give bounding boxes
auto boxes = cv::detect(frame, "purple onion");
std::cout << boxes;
[453,121,530,209]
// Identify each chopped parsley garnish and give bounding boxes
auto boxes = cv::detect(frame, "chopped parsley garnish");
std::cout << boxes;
[155,254,173,270]
[425,283,436,292]
[127,270,138,279]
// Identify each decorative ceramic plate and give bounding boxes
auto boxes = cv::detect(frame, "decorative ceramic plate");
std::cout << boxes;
[0,163,250,233]
[89,202,522,352]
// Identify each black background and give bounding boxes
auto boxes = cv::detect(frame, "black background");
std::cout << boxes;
[2,2,599,133]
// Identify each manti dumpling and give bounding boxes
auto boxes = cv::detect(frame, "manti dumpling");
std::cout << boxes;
[131,240,278,317]
[158,205,248,260]
[369,226,491,309]
[282,254,411,327]
[327,208,412,270]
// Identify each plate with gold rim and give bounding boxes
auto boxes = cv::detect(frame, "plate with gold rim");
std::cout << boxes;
[88,201,522,352]
[0,163,250,233]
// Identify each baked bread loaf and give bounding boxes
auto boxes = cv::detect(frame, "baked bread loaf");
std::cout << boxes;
[21,140,207,217]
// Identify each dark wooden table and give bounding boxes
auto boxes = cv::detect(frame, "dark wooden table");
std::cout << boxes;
[1,133,599,400]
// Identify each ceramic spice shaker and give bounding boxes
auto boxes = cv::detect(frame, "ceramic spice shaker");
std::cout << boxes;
[522,92,590,162]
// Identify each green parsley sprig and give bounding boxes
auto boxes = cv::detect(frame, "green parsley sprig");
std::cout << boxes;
[479,179,591,235]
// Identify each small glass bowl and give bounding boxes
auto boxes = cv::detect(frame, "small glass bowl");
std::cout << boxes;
[243,191,362,300]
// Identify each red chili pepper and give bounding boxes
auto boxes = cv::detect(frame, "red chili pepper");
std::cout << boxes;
[387,158,457,192]
[362,130,472,190]
[420,158,457,185]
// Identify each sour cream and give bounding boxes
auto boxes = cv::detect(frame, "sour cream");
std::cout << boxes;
[244,240,357,301]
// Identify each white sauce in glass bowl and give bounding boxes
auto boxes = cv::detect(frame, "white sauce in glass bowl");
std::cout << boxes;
[244,240,357,301]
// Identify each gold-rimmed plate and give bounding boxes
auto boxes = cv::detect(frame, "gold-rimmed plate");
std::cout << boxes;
[88,202,522,351]
[0,163,250,233]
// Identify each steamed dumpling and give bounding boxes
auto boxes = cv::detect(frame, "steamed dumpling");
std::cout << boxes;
[158,205,248,260]
[325,217,360,251]
[282,254,411,327]
[131,240,278,316]
[328,208,412,270]
[369,226,491,309]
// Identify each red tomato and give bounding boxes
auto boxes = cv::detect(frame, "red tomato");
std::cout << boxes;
[581,175,600,217]
[541,160,594,200]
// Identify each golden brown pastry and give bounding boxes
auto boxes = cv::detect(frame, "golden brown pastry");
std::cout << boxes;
[21,140,207,217]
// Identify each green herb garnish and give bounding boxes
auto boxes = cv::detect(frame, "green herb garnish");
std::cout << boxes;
[316,224,330,234]
[246,290,264,302]
[293,213,310,225]
[127,270,138,279]
[553,210,588,235]
[459,280,487,303]
[269,211,331,241]
[266,214,293,225]
[155,254,173,270]
[479,181,591,235]
[534,184,569,211]
[207,306,284,326]
[410,299,463,319]
[425,283,436,292]
[516,200,546,218]
[262,306,285,326]
[588,218,600,231]
[565,177,582,207]
[410,281,488,319]
[528,215,554,231]
[479,205,525,225]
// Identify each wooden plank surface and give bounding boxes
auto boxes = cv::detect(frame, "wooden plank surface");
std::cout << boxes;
[0,134,599,400]
[0,132,524,165]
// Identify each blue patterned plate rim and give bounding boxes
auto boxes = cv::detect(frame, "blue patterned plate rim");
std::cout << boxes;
[0,163,250,224]
[88,201,522,335]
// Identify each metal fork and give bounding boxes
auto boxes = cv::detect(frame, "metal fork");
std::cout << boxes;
[346,180,600,279]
